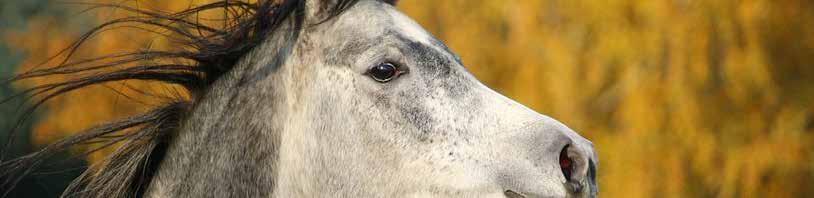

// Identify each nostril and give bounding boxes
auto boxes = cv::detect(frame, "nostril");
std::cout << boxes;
[559,144,585,193]
[559,145,573,181]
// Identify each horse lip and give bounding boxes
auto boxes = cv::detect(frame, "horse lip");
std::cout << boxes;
[566,180,584,194]
[504,190,527,198]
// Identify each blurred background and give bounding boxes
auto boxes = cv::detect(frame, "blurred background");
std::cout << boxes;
[1,0,813,197]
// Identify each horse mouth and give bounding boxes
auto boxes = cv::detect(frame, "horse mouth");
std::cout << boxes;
[504,190,527,198]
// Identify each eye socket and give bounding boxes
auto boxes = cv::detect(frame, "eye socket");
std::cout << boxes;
[367,62,404,83]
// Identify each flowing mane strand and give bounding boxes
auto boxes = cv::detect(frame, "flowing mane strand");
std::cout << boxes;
[0,0,369,197]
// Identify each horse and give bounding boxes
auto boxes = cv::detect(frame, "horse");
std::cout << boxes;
[1,0,598,197]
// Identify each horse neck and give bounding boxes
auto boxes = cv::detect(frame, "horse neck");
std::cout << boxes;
[143,29,302,197]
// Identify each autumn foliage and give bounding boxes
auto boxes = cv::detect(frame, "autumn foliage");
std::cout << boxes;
[2,0,813,197]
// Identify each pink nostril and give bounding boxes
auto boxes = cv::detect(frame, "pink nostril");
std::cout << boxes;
[559,145,573,180]
[559,144,591,194]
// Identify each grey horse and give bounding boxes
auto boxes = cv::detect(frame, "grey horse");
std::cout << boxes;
[1,0,597,197]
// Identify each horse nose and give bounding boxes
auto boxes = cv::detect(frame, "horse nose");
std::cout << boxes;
[558,143,597,197]
[501,125,598,198]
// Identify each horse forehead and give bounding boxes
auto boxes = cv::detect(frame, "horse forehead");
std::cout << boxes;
[384,7,434,46]
[379,6,463,65]
[342,1,435,46]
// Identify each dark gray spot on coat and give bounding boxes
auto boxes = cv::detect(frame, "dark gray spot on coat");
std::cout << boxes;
[398,104,435,139]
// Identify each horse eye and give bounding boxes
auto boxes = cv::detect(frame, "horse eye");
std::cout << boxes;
[368,62,401,82]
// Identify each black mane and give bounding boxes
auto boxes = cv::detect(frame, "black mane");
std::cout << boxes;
[0,0,365,197]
